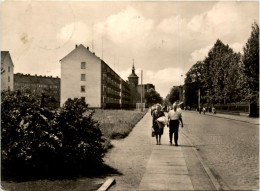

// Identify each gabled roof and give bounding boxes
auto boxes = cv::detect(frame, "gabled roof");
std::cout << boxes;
[60,44,98,62]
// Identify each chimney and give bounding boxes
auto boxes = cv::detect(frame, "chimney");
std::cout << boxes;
[87,46,89,50]
[75,44,78,48]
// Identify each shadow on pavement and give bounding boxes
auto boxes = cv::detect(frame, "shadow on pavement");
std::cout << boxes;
[2,163,122,182]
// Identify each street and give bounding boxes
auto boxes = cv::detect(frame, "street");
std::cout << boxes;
[181,111,259,190]
[104,110,259,190]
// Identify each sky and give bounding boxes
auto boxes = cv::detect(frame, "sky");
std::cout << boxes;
[1,1,259,98]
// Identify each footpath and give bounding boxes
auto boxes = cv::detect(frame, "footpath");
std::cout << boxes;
[138,130,194,190]
[190,111,259,125]
[104,110,215,191]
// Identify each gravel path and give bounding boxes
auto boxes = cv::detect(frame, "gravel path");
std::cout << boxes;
[103,111,155,190]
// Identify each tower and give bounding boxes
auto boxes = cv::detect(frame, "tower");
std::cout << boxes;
[128,59,139,87]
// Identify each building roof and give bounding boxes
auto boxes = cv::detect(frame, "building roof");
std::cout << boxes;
[1,51,9,61]
[128,63,139,78]
[14,73,60,85]
[128,73,138,78]
[60,44,97,62]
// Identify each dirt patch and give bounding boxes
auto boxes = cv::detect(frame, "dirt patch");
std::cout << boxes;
[103,112,155,190]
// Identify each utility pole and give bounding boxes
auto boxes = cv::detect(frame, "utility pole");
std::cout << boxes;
[141,70,143,112]
[102,36,103,60]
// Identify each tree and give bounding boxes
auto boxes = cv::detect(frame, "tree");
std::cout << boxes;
[241,22,259,104]
[241,22,259,117]
[184,61,205,107]
[145,88,163,107]
[166,86,180,104]
[1,91,105,180]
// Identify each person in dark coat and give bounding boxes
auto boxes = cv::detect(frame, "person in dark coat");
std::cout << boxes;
[152,104,165,145]
[167,104,183,146]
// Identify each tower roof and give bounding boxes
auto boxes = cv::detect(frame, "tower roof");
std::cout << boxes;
[128,59,138,78]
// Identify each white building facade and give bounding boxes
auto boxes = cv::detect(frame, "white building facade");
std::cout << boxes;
[1,51,14,91]
[60,44,102,107]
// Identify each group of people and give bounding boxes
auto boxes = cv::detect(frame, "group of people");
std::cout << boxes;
[151,103,183,146]
[198,106,216,114]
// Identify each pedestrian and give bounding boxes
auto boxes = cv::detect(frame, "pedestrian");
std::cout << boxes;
[203,107,206,114]
[212,107,216,114]
[168,104,183,146]
[152,104,165,145]
[177,104,182,113]
[151,105,156,116]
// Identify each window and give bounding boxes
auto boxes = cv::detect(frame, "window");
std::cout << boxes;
[8,66,10,72]
[8,86,10,91]
[81,62,86,69]
[81,74,86,81]
[8,76,10,82]
[81,86,86,92]
[81,97,85,102]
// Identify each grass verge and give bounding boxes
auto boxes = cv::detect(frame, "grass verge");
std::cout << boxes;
[93,109,148,140]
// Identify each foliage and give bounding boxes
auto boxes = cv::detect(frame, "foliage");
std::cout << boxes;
[166,86,180,104]
[184,39,244,106]
[1,91,105,179]
[241,22,259,104]
[144,88,163,107]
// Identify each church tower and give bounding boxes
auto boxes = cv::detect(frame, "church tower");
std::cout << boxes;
[128,59,139,87]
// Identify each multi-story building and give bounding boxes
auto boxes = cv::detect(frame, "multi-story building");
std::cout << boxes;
[120,79,131,108]
[14,73,60,103]
[60,44,131,108]
[101,60,128,108]
[1,51,14,91]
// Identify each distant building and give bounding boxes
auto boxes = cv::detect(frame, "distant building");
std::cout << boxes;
[14,73,60,103]
[137,83,155,103]
[1,51,14,91]
[60,44,130,108]
[128,64,140,108]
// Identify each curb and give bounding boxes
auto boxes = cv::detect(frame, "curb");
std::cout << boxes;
[187,111,259,125]
[181,132,230,191]
[97,178,116,191]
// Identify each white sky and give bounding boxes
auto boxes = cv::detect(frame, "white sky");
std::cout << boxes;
[1,1,259,97]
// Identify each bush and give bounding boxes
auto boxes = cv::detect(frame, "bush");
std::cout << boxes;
[1,91,105,180]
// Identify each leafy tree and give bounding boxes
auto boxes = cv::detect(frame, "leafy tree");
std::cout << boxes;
[184,61,205,107]
[145,88,162,107]
[166,86,180,104]
[241,22,259,104]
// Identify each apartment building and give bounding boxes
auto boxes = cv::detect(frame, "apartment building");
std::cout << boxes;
[60,44,131,108]
[14,73,60,102]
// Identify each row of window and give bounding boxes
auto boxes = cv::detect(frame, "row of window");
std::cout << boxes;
[105,97,120,104]
[14,83,59,89]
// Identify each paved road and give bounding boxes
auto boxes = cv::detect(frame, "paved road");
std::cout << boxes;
[104,111,215,190]
[182,111,259,190]
[104,111,258,190]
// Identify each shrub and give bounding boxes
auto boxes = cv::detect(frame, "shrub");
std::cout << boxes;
[1,91,105,180]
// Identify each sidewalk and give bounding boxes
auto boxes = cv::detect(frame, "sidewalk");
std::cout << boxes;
[138,127,194,190]
[189,111,259,125]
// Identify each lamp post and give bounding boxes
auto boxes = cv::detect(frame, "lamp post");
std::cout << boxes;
[141,70,143,112]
